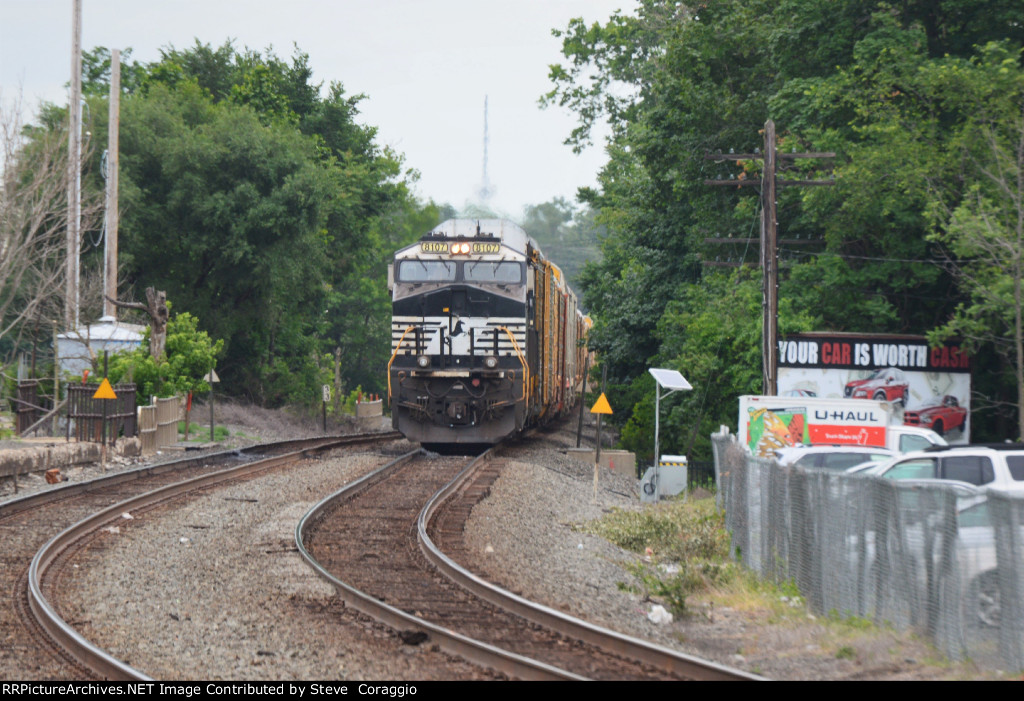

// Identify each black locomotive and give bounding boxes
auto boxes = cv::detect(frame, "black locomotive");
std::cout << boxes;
[388,219,588,445]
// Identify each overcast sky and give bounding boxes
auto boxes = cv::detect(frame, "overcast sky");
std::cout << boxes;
[1,0,636,218]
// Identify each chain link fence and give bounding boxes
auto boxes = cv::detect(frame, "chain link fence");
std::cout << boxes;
[712,431,1024,671]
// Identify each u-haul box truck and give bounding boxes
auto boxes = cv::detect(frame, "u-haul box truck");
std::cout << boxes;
[738,395,946,458]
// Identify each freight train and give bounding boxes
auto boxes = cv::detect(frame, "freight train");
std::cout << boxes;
[388,219,589,445]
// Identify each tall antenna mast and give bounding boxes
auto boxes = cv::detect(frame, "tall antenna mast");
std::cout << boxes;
[478,95,494,203]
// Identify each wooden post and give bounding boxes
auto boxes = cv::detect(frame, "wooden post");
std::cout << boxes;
[761,120,778,395]
[53,321,60,435]
[104,49,120,319]
[576,353,589,448]
[66,0,82,329]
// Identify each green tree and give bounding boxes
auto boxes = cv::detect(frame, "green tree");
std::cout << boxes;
[108,311,224,403]
[547,0,1024,452]
[620,271,820,462]
[61,41,433,406]
[924,44,1024,438]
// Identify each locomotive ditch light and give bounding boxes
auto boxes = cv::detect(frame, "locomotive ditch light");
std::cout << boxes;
[417,355,431,368]
[483,355,499,369]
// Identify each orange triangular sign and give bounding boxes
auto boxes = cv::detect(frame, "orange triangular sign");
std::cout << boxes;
[590,392,613,415]
[93,378,117,400]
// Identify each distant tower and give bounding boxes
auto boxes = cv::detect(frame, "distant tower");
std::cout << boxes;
[477,96,495,203]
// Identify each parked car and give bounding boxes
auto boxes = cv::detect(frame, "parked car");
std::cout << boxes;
[774,445,896,471]
[955,497,1001,628]
[904,395,967,436]
[844,367,910,404]
[847,484,1012,631]
[872,445,1024,490]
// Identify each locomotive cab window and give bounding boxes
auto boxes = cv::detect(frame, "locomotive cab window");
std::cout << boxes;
[464,260,523,284]
[397,260,457,282]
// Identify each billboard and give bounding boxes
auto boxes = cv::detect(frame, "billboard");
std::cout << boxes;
[777,333,972,444]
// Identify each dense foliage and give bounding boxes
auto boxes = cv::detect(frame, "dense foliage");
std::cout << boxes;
[546,0,1024,458]
[26,42,439,405]
[108,311,224,403]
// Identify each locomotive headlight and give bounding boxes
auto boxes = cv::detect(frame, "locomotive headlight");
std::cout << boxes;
[483,355,499,369]
[417,355,431,368]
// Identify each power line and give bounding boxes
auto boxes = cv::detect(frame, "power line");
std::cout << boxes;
[704,120,835,394]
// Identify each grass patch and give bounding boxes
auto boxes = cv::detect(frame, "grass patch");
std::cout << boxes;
[177,422,230,441]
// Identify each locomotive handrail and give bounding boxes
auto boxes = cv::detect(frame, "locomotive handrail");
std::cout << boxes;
[498,325,529,404]
[387,325,417,402]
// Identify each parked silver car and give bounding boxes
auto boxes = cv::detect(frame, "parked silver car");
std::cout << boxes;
[774,445,896,472]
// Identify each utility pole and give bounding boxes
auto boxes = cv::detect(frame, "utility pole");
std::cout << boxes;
[103,49,120,320]
[66,0,82,330]
[704,119,834,395]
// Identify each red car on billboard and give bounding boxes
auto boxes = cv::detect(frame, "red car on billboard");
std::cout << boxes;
[844,367,909,404]
[903,395,967,436]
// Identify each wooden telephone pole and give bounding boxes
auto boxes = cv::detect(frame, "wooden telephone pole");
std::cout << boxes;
[66,0,82,330]
[104,49,120,320]
[704,120,834,395]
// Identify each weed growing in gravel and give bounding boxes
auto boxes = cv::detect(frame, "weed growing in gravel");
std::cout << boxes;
[576,497,730,562]
[577,496,734,615]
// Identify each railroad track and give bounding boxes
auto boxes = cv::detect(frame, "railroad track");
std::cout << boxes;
[1,432,399,681]
[298,445,761,681]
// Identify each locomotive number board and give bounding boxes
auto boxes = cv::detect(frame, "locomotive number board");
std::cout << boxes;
[419,241,502,254]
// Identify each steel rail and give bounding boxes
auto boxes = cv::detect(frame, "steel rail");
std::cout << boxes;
[295,449,588,681]
[417,451,767,681]
[26,432,395,680]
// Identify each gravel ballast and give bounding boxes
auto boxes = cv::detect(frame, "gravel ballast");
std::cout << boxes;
[23,410,1001,680]
[60,445,497,680]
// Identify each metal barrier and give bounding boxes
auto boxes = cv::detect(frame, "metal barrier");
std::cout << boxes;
[712,431,1024,672]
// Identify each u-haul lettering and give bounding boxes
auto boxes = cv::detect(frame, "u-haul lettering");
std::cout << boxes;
[813,410,880,423]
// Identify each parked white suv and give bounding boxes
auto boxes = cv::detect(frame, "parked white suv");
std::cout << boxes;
[872,444,1024,490]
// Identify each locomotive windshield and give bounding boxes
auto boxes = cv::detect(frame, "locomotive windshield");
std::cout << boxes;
[398,260,457,282]
[464,261,523,284]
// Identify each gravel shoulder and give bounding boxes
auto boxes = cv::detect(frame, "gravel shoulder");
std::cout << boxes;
[464,427,1005,681]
